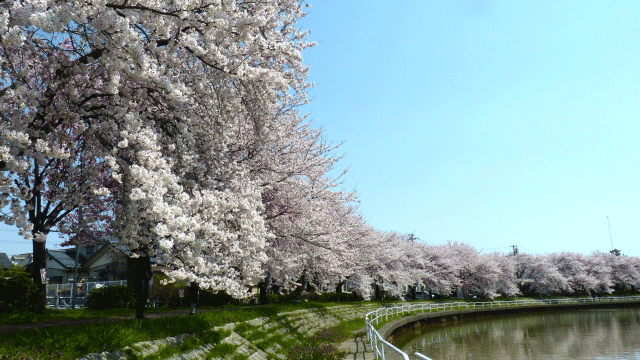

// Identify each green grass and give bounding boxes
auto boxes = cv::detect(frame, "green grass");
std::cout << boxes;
[0,307,268,359]
[0,302,367,360]
[286,324,354,360]
[131,336,202,360]
[0,306,197,326]
[205,343,238,359]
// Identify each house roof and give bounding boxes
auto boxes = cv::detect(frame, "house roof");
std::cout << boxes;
[0,253,13,268]
[47,249,85,269]
[81,244,115,270]
[20,241,160,271]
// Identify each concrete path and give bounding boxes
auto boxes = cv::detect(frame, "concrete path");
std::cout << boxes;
[339,331,408,360]
[339,332,375,360]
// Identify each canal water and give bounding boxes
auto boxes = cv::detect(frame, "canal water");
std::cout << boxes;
[395,308,640,359]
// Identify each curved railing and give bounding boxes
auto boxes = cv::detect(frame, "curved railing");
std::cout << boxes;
[365,295,640,360]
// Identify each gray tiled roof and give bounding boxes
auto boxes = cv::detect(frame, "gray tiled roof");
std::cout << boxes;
[0,253,12,268]
[47,249,84,269]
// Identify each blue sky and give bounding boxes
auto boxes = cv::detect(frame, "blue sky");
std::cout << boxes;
[297,0,640,256]
[2,1,640,257]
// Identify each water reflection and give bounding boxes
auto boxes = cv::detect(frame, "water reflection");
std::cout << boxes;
[396,309,640,359]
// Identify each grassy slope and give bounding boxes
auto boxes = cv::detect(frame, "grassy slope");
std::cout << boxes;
[0,302,364,360]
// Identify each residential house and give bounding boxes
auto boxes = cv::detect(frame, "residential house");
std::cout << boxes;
[0,253,13,269]
[10,253,30,267]
[21,243,128,284]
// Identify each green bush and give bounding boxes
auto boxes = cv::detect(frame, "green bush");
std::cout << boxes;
[0,267,41,313]
[148,274,189,308]
[86,285,136,310]
[199,290,232,306]
[265,293,299,304]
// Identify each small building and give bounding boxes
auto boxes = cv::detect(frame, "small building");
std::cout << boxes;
[21,243,128,284]
[10,253,31,267]
[0,253,13,269]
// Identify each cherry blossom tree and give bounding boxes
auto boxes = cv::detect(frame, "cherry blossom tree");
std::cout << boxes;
[514,253,569,296]
[605,253,640,292]
[350,231,422,299]
[0,43,118,309]
[1,0,315,310]
[490,252,519,297]
[582,252,613,295]
[548,252,589,294]
[439,242,501,298]
[246,110,367,298]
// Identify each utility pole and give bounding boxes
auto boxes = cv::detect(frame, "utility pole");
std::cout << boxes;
[511,245,518,255]
[71,243,79,309]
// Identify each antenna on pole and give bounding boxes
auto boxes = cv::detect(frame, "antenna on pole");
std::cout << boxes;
[607,216,613,250]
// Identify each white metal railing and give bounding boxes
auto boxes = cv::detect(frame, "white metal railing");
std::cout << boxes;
[368,325,410,360]
[413,353,434,360]
[46,280,128,308]
[365,295,640,360]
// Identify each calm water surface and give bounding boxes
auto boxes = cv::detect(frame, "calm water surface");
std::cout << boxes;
[395,309,640,359]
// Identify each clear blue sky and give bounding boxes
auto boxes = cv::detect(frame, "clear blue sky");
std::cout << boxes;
[2,1,639,257]
[298,0,640,256]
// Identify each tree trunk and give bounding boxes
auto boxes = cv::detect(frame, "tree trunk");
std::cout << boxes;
[131,255,152,319]
[374,284,383,300]
[189,282,199,315]
[336,281,345,293]
[259,272,271,305]
[31,239,47,313]
[296,271,306,296]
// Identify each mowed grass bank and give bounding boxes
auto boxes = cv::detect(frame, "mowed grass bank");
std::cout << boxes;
[0,302,369,360]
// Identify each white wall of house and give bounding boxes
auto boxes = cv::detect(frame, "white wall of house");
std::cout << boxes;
[90,252,115,269]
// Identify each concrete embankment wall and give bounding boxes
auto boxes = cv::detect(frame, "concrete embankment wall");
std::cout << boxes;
[380,301,640,344]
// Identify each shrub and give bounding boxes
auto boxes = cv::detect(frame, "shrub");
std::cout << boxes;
[199,290,232,307]
[265,293,299,304]
[86,285,136,310]
[0,267,41,313]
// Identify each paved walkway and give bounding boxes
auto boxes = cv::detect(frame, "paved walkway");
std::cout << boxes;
[338,331,375,360]
[339,332,410,360]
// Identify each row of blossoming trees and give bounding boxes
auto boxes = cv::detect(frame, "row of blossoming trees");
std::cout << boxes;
[344,236,640,300]
[1,0,639,312]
